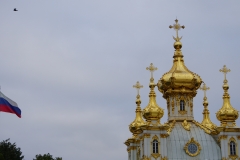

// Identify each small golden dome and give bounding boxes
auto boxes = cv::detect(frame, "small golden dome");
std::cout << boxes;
[142,78,164,121]
[129,82,146,134]
[216,65,239,127]
[157,42,202,98]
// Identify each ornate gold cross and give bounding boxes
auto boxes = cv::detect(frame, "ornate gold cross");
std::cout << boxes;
[169,19,185,41]
[200,83,210,98]
[146,63,157,78]
[133,81,143,95]
[220,65,231,81]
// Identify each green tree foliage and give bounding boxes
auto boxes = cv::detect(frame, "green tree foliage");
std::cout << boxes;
[34,153,62,160]
[0,138,24,160]
[0,153,4,160]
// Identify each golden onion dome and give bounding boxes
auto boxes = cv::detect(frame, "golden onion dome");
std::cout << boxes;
[142,63,164,121]
[142,78,164,121]
[157,20,202,98]
[216,65,239,127]
[129,82,146,134]
[157,41,202,98]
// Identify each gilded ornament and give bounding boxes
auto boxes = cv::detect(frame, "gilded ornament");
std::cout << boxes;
[127,146,137,152]
[144,133,151,138]
[200,83,217,129]
[237,136,240,140]
[229,155,238,160]
[161,157,168,160]
[167,98,170,110]
[184,137,201,157]
[152,135,159,140]
[216,65,239,127]
[143,63,164,121]
[167,120,176,135]
[151,153,160,159]
[129,82,147,135]
[182,120,191,131]
[192,120,212,134]
[178,110,187,115]
[160,134,169,138]
[218,135,228,142]
[171,99,174,112]
[158,20,202,99]
[142,155,150,160]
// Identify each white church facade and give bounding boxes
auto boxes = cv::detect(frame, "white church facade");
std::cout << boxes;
[124,19,240,160]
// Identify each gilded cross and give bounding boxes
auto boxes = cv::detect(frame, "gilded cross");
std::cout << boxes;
[133,81,143,95]
[220,65,230,81]
[200,83,210,98]
[146,63,157,78]
[169,19,185,41]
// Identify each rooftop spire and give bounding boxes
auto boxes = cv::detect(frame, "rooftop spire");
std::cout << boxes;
[199,83,217,129]
[143,63,164,123]
[216,65,239,127]
[129,81,146,135]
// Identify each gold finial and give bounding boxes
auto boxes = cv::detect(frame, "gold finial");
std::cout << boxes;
[169,19,185,42]
[199,83,217,129]
[216,65,239,127]
[200,83,210,98]
[129,81,146,134]
[146,63,157,79]
[143,64,164,123]
[133,81,143,96]
[220,65,230,83]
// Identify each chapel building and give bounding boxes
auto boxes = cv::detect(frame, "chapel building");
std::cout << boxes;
[124,19,240,160]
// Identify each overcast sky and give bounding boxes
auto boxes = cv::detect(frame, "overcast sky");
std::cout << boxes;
[1,1,240,160]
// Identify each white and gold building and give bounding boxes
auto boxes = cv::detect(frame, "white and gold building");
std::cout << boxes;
[124,19,240,160]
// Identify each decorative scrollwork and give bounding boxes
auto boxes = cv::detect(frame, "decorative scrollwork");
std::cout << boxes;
[182,120,191,131]
[184,137,201,157]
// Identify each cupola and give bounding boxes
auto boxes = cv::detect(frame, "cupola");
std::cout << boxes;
[216,65,239,127]
[129,81,146,135]
[157,19,202,99]
[142,63,164,123]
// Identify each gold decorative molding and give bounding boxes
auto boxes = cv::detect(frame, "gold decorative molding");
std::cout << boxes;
[184,137,201,157]
[222,158,227,160]
[171,99,175,112]
[144,133,151,138]
[152,135,159,140]
[237,136,240,140]
[161,156,168,160]
[218,135,228,142]
[192,120,211,134]
[217,127,240,132]
[190,102,193,112]
[178,110,187,115]
[127,146,137,152]
[142,155,150,160]
[160,134,169,138]
[167,120,176,135]
[229,155,238,160]
[182,119,191,131]
[151,153,160,159]
[128,146,135,152]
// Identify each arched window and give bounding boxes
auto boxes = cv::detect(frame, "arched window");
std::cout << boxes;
[153,140,158,153]
[230,141,236,155]
[180,100,185,111]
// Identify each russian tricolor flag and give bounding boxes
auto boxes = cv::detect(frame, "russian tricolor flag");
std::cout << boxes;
[0,91,21,118]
